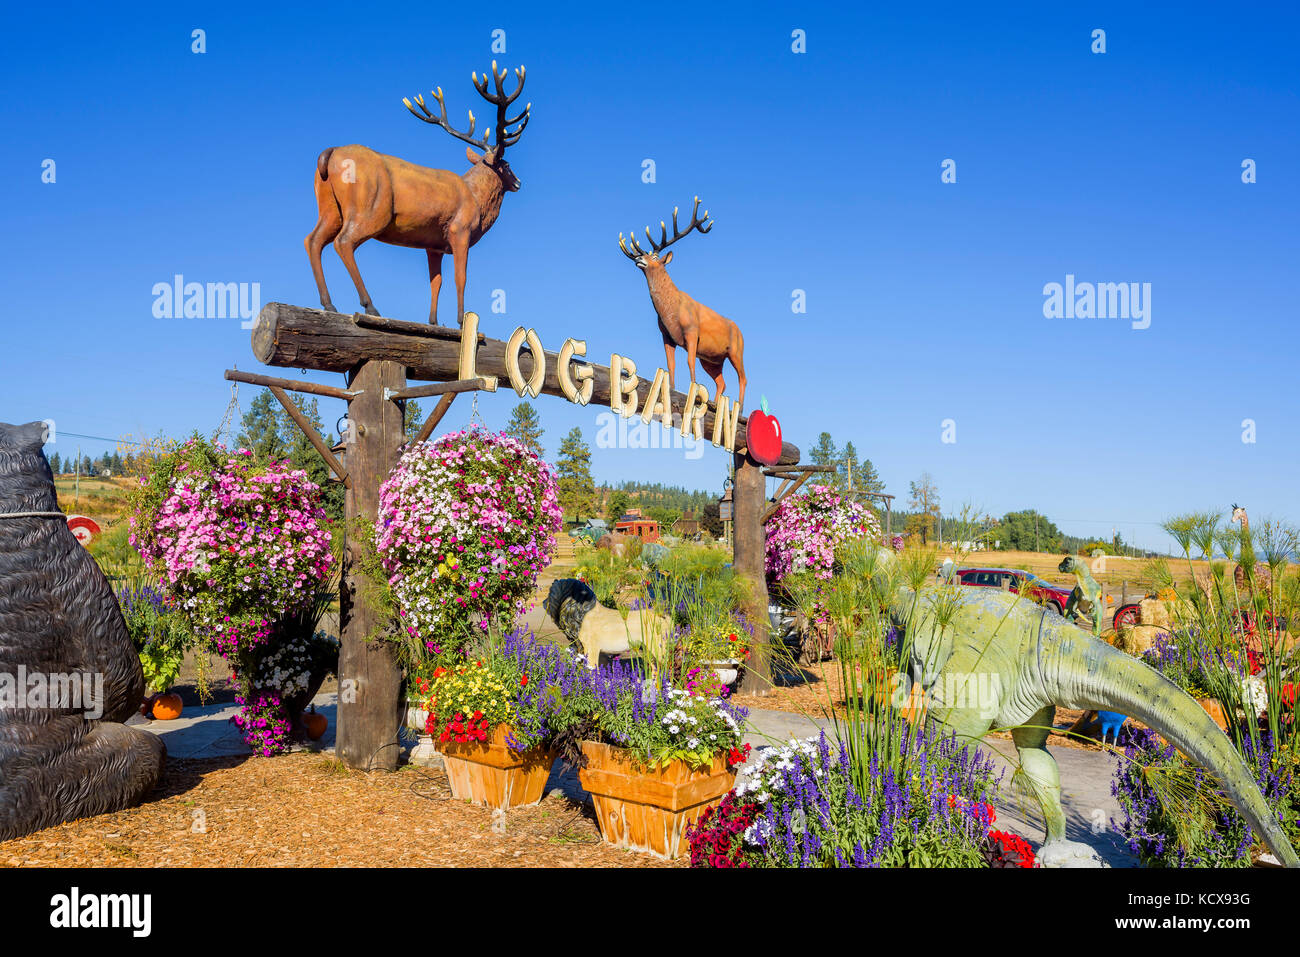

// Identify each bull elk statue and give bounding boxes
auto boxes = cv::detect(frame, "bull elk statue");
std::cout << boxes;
[619,198,747,409]
[305,62,531,326]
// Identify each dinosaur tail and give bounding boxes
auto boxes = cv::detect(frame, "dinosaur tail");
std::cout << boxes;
[1041,629,1298,867]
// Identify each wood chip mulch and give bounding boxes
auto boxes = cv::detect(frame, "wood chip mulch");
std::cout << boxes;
[0,754,681,868]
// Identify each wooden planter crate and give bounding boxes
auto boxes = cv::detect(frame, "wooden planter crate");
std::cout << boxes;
[578,740,735,859]
[440,725,555,811]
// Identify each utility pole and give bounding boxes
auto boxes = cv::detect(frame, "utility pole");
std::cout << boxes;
[75,444,80,508]
[1035,513,1039,552]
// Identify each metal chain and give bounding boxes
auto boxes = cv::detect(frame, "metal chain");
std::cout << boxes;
[213,376,242,446]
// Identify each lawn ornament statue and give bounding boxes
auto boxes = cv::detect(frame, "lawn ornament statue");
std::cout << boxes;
[1058,555,1104,637]
[619,198,747,409]
[543,579,670,667]
[1230,504,1272,595]
[306,61,531,326]
[0,421,165,841]
[893,575,1299,866]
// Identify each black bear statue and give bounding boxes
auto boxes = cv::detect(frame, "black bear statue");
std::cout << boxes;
[0,421,164,841]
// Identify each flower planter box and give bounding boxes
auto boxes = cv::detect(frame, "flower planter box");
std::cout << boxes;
[440,725,555,811]
[577,740,735,860]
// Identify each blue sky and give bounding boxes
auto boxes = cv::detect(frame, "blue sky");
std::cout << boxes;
[2,2,1297,552]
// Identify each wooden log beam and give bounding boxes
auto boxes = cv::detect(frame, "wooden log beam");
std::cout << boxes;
[410,391,459,447]
[268,387,350,486]
[253,302,800,465]
[385,377,490,402]
[224,368,358,401]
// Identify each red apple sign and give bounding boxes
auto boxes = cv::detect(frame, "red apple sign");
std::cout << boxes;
[747,396,782,465]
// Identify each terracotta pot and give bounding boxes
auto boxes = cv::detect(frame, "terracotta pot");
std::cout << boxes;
[151,693,183,721]
[1198,697,1229,732]
[440,724,555,811]
[302,710,328,740]
[870,671,926,720]
[578,740,735,860]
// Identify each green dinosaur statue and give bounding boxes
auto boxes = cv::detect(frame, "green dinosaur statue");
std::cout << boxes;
[1059,555,1104,637]
[890,580,1299,867]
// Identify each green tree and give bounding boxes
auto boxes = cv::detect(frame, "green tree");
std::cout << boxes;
[908,472,940,544]
[555,426,596,522]
[996,509,1063,553]
[402,399,424,440]
[277,393,345,523]
[606,490,631,525]
[237,389,288,463]
[49,452,62,474]
[857,456,886,496]
[700,500,723,538]
[809,431,839,484]
[505,402,544,455]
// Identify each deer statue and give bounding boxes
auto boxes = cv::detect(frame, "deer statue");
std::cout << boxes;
[305,62,530,326]
[618,198,746,409]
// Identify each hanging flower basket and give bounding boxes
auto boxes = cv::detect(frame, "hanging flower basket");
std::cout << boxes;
[440,724,556,811]
[578,740,736,859]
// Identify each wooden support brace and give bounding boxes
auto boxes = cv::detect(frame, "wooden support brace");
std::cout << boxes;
[410,391,460,447]
[384,378,490,402]
[224,368,358,401]
[761,470,820,524]
[268,386,350,486]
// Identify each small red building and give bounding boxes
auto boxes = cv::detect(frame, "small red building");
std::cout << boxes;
[614,509,660,543]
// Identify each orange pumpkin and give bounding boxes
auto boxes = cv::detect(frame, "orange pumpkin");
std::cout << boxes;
[151,693,184,721]
[302,709,328,740]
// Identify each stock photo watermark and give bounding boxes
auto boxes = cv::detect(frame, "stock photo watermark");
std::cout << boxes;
[594,410,705,460]
[50,887,151,937]
[1042,274,1150,329]
[152,275,261,328]
[0,667,105,719]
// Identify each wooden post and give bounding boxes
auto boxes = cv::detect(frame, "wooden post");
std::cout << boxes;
[336,358,407,771]
[734,450,771,694]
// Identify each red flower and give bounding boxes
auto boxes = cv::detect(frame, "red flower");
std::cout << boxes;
[520,674,529,687]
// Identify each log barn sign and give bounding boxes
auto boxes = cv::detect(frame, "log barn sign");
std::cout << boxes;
[226,302,798,772]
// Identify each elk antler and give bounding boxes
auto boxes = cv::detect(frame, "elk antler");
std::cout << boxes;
[472,61,530,156]
[404,62,531,157]
[619,197,712,261]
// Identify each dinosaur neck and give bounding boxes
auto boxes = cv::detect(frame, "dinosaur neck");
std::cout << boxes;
[1039,627,1297,866]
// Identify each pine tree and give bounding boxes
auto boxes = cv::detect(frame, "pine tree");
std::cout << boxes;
[505,402,544,455]
[402,399,424,440]
[606,490,631,525]
[49,452,62,474]
[908,472,941,544]
[810,432,840,486]
[555,427,596,522]
[857,456,886,496]
[238,389,288,463]
[840,442,861,491]
[277,394,345,522]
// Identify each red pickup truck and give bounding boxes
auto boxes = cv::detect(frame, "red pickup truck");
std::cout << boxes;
[955,567,1074,616]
